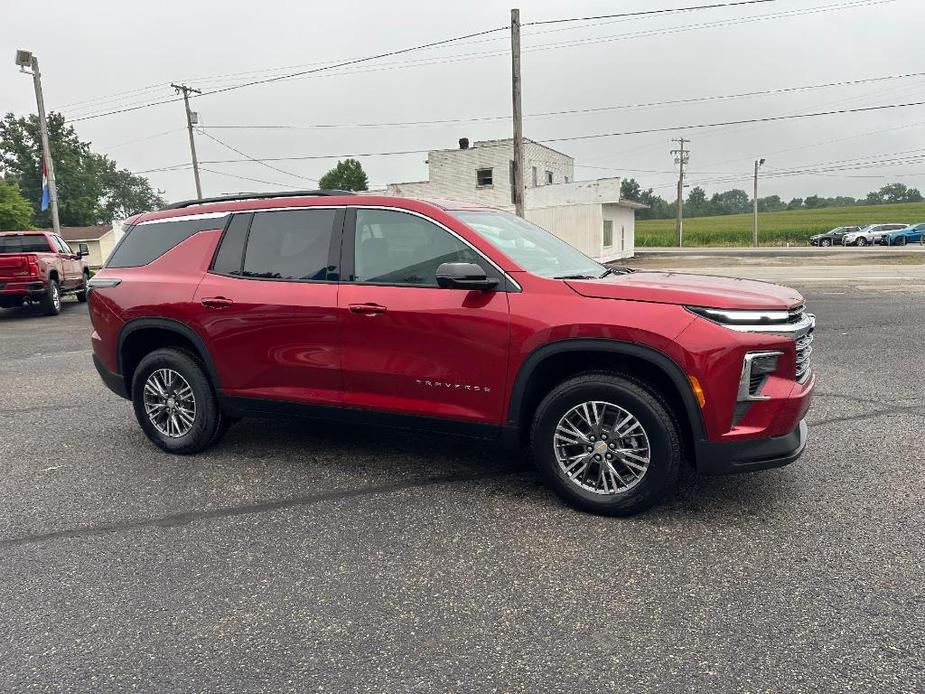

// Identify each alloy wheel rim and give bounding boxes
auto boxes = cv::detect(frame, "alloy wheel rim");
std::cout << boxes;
[52,284,60,310]
[143,368,196,438]
[553,400,651,495]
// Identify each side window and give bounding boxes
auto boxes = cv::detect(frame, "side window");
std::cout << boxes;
[211,214,252,275]
[352,209,480,287]
[107,216,227,268]
[242,209,335,281]
[57,237,75,255]
[51,235,68,253]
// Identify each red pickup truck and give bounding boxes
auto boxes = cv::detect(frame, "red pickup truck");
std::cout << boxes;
[0,231,91,315]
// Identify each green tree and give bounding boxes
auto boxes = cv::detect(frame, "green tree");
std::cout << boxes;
[867,182,923,204]
[0,111,164,226]
[757,194,785,212]
[621,178,671,219]
[709,189,750,215]
[0,180,33,230]
[787,197,804,210]
[686,186,710,216]
[318,158,368,191]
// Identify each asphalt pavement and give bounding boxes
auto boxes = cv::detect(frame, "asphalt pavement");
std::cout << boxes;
[1,286,923,693]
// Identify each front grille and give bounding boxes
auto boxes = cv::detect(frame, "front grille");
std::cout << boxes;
[795,330,814,383]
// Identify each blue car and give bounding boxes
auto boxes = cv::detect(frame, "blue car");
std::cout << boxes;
[882,223,925,246]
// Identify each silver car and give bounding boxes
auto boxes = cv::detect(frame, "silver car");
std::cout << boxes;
[843,223,907,246]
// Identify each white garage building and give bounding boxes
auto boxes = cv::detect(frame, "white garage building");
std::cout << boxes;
[382,138,641,262]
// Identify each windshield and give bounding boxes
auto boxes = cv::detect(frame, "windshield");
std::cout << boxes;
[452,210,606,279]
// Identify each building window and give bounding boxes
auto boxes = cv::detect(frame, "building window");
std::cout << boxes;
[532,166,538,187]
[476,168,493,187]
[564,176,570,183]
[545,170,553,184]
[603,220,613,248]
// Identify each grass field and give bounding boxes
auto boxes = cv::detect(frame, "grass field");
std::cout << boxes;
[635,201,925,246]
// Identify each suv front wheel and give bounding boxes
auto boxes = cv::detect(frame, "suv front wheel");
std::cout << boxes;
[131,348,228,454]
[531,373,681,516]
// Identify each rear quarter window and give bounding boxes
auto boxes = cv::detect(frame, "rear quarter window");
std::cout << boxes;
[106,215,227,268]
[0,235,52,253]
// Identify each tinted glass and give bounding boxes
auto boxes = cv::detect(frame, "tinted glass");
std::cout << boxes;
[242,209,335,280]
[453,210,604,280]
[108,216,226,268]
[211,214,252,275]
[0,235,52,253]
[353,209,480,286]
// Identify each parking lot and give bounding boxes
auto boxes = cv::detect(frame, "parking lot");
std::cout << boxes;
[1,286,923,693]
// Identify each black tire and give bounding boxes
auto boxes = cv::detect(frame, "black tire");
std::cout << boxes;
[530,372,682,516]
[857,237,867,246]
[76,271,90,302]
[897,236,907,246]
[821,239,831,247]
[40,279,61,316]
[131,348,222,454]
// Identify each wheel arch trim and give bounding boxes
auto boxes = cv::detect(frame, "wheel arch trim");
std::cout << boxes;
[117,318,221,392]
[506,338,707,441]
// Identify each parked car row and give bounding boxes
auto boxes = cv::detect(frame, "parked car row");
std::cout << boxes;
[810,223,925,247]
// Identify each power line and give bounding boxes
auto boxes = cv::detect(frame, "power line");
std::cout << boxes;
[198,70,925,131]
[199,130,318,183]
[199,167,295,188]
[134,100,925,173]
[521,0,776,26]
[65,0,865,123]
[541,100,925,145]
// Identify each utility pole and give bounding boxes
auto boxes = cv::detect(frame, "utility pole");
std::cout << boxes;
[753,158,765,247]
[510,8,525,218]
[15,51,61,235]
[171,83,203,200]
[670,138,690,247]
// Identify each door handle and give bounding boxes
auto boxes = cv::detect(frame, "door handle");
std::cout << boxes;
[349,302,387,315]
[201,296,233,308]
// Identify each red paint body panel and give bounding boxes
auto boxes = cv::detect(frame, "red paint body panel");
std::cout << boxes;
[338,283,510,422]
[88,194,814,459]
[565,272,804,310]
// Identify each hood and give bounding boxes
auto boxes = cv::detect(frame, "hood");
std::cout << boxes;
[565,271,804,310]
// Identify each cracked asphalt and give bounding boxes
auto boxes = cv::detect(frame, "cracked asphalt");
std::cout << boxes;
[1,289,923,693]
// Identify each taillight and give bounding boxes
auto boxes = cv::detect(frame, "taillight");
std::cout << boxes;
[26,254,39,277]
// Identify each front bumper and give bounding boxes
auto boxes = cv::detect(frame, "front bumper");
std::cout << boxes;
[695,419,808,475]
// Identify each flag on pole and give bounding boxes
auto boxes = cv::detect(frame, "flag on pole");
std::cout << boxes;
[40,159,50,211]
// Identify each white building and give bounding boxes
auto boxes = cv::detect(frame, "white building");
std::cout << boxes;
[384,138,642,261]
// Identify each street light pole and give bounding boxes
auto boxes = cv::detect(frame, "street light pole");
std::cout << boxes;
[16,50,61,235]
[753,158,765,247]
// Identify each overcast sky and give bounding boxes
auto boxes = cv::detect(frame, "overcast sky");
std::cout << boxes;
[3,0,924,204]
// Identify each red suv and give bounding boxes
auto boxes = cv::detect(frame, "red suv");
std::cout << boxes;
[89,191,815,515]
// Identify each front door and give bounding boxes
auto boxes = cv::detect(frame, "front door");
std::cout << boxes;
[338,208,511,425]
[52,235,82,289]
[192,208,344,406]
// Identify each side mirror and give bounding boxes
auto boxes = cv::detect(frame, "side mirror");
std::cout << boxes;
[435,262,499,291]
[78,243,89,258]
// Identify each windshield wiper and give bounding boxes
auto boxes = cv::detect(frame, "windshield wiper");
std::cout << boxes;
[554,273,597,279]
[599,266,635,278]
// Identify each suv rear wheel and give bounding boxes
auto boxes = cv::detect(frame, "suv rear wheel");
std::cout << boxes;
[131,348,227,454]
[531,373,681,516]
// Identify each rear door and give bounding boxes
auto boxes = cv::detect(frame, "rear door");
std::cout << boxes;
[337,207,512,426]
[192,208,345,406]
